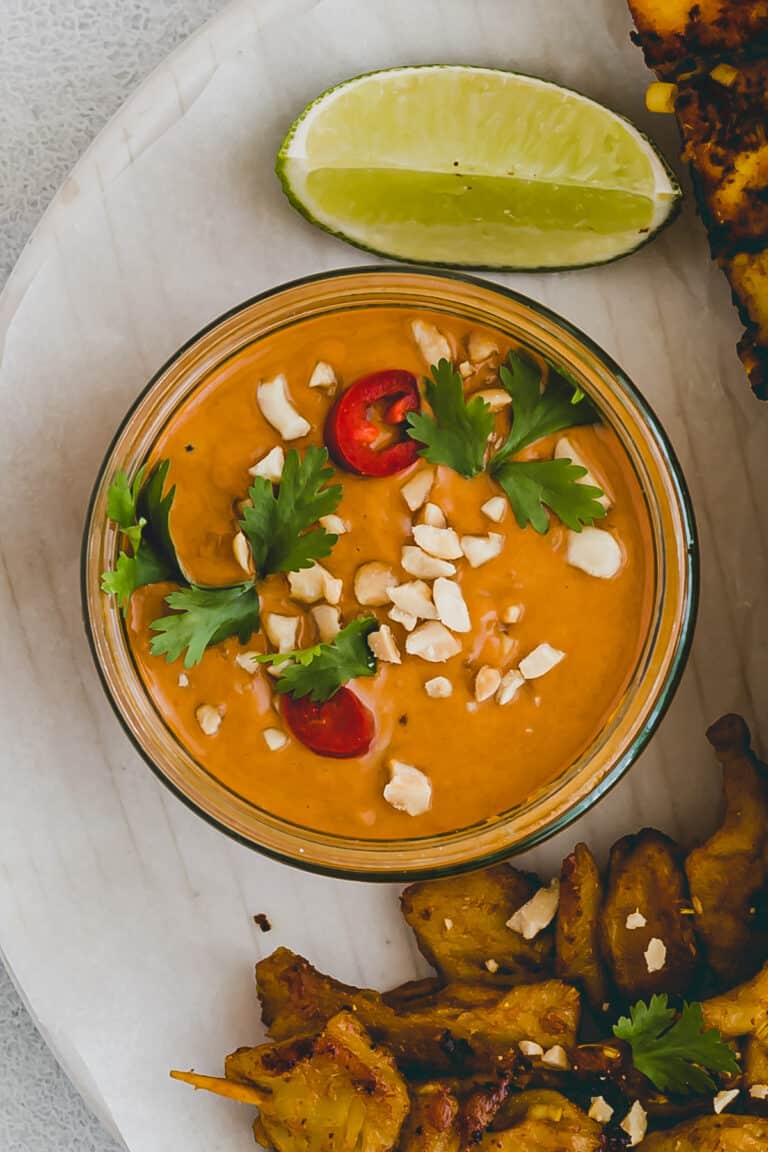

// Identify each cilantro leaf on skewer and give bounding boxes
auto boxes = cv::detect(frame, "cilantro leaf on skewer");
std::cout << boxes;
[613,995,740,1095]
[492,458,607,534]
[101,460,183,609]
[492,350,599,466]
[239,446,342,576]
[253,617,378,703]
[407,359,494,478]
[149,582,261,669]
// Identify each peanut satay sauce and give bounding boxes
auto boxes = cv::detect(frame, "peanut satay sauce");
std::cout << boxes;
[126,308,653,838]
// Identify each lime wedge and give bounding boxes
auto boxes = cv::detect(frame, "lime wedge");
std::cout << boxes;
[277,66,680,269]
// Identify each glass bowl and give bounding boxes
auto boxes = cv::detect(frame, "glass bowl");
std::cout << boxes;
[82,267,697,880]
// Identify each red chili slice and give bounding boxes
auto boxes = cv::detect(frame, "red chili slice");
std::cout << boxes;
[282,688,375,758]
[325,369,421,477]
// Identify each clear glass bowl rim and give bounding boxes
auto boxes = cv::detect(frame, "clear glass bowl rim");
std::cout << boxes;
[81,265,699,881]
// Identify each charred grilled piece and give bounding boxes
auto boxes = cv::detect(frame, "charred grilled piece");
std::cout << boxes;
[685,714,768,986]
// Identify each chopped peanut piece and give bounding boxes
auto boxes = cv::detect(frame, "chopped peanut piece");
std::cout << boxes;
[413,524,463,560]
[401,469,435,511]
[518,643,565,680]
[196,705,222,736]
[566,528,622,579]
[474,388,512,412]
[419,502,446,528]
[497,668,524,705]
[308,361,337,392]
[319,514,348,535]
[625,909,647,930]
[249,445,285,483]
[354,561,398,606]
[289,563,340,605]
[468,332,500,362]
[480,496,506,523]
[311,604,341,643]
[264,613,300,653]
[256,375,311,440]
[232,530,252,573]
[501,604,522,624]
[458,360,473,379]
[411,319,452,366]
[235,652,260,674]
[389,606,418,632]
[263,728,288,751]
[541,1045,569,1071]
[518,1040,544,1058]
[368,624,401,664]
[389,580,438,621]
[460,533,503,568]
[620,1101,647,1147]
[475,666,501,702]
[433,577,471,633]
[507,879,560,939]
[406,621,462,662]
[401,546,456,580]
[588,1097,614,1125]
[384,760,432,816]
[713,1089,739,1114]
[644,937,667,973]
[425,676,452,698]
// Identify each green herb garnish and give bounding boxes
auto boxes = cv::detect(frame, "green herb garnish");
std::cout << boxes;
[407,359,494,478]
[613,995,740,1095]
[491,350,598,465]
[149,582,261,669]
[493,459,606,533]
[252,617,378,702]
[239,446,342,576]
[100,461,183,608]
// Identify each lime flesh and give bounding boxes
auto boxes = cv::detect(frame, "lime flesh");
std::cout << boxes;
[277,66,680,269]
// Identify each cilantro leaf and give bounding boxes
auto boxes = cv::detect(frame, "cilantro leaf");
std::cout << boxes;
[101,461,182,609]
[136,459,184,579]
[149,582,261,668]
[407,359,494,478]
[239,446,342,577]
[493,350,599,466]
[106,466,146,550]
[613,995,740,1095]
[492,458,607,534]
[254,617,378,702]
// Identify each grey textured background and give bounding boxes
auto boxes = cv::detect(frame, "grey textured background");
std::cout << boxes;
[0,3,225,1146]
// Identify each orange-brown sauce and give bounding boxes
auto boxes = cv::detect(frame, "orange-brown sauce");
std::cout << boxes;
[127,308,653,838]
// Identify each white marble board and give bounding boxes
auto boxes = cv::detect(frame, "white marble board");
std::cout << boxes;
[0,0,766,1149]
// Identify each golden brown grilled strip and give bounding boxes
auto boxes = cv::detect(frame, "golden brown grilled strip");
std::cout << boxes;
[675,61,768,252]
[486,1090,606,1152]
[642,1114,768,1150]
[701,958,768,1037]
[555,843,609,1012]
[723,249,768,399]
[600,829,698,1000]
[256,947,579,1076]
[685,714,768,985]
[176,1012,410,1152]
[401,865,554,987]
[627,0,768,78]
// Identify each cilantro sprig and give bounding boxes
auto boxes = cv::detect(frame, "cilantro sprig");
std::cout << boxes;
[252,617,378,703]
[407,359,494,478]
[405,350,606,534]
[102,448,344,668]
[100,461,184,609]
[149,582,261,669]
[239,446,342,576]
[613,995,740,1095]
[491,350,599,465]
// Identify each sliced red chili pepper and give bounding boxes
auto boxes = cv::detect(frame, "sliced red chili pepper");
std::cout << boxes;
[282,687,375,758]
[325,369,421,477]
